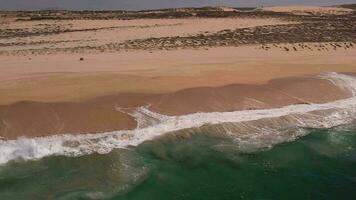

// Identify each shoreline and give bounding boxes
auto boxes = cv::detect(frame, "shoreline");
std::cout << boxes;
[1,72,356,165]
[0,72,353,139]
[1,45,356,139]
[2,5,356,199]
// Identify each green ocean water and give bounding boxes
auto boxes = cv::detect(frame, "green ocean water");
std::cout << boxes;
[1,126,356,200]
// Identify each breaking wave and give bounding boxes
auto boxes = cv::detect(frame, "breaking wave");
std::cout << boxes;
[1,72,356,165]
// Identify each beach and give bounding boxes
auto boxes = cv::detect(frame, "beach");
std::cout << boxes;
[0,6,355,139]
[1,5,356,199]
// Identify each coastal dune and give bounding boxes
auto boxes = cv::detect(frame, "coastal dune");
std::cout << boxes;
[260,5,354,15]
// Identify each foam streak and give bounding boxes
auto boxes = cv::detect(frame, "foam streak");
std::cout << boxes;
[1,72,356,165]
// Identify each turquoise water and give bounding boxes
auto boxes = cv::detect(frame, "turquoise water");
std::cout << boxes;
[1,126,356,200]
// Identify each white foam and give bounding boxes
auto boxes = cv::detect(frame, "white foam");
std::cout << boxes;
[320,72,356,96]
[126,105,169,128]
[1,72,356,165]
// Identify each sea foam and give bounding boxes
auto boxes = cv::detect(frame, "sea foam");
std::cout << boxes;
[1,72,356,165]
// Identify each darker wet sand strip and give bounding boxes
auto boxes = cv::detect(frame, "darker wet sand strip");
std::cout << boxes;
[0,102,137,139]
[90,76,351,115]
[0,75,351,139]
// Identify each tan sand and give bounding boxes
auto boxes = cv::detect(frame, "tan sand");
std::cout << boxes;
[261,5,353,15]
[0,75,351,139]
[0,101,137,139]
[0,8,355,139]
[0,45,355,139]
[0,17,291,52]
[89,77,351,115]
[0,45,355,105]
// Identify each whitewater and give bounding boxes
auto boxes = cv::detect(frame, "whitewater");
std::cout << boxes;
[1,72,356,165]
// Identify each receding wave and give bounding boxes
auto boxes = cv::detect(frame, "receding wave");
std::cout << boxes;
[1,72,356,165]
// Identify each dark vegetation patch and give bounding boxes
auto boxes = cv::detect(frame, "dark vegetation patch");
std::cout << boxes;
[0,7,355,55]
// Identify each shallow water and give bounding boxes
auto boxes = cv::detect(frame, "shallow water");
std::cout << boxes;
[1,125,356,200]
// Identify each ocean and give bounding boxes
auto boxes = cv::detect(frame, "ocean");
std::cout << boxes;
[1,126,356,199]
[1,72,356,199]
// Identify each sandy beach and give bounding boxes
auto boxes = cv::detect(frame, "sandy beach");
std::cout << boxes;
[3,2,356,199]
[0,5,355,139]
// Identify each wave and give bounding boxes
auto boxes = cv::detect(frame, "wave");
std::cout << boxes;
[1,72,356,165]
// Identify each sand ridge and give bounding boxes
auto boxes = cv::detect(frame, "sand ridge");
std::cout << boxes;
[261,5,354,15]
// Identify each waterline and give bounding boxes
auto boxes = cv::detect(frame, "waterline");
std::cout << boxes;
[1,72,356,165]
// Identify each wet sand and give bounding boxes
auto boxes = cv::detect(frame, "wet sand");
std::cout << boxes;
[0,73,352,139]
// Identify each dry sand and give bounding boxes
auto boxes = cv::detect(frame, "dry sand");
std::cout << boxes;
[1,45,355,105]
[0,17,291,52]
[261,5,353,15]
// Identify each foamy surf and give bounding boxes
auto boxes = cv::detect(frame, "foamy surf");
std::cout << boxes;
[1,72,356,165]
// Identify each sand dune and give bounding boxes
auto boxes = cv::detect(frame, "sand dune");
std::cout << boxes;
[261,5,353,15]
